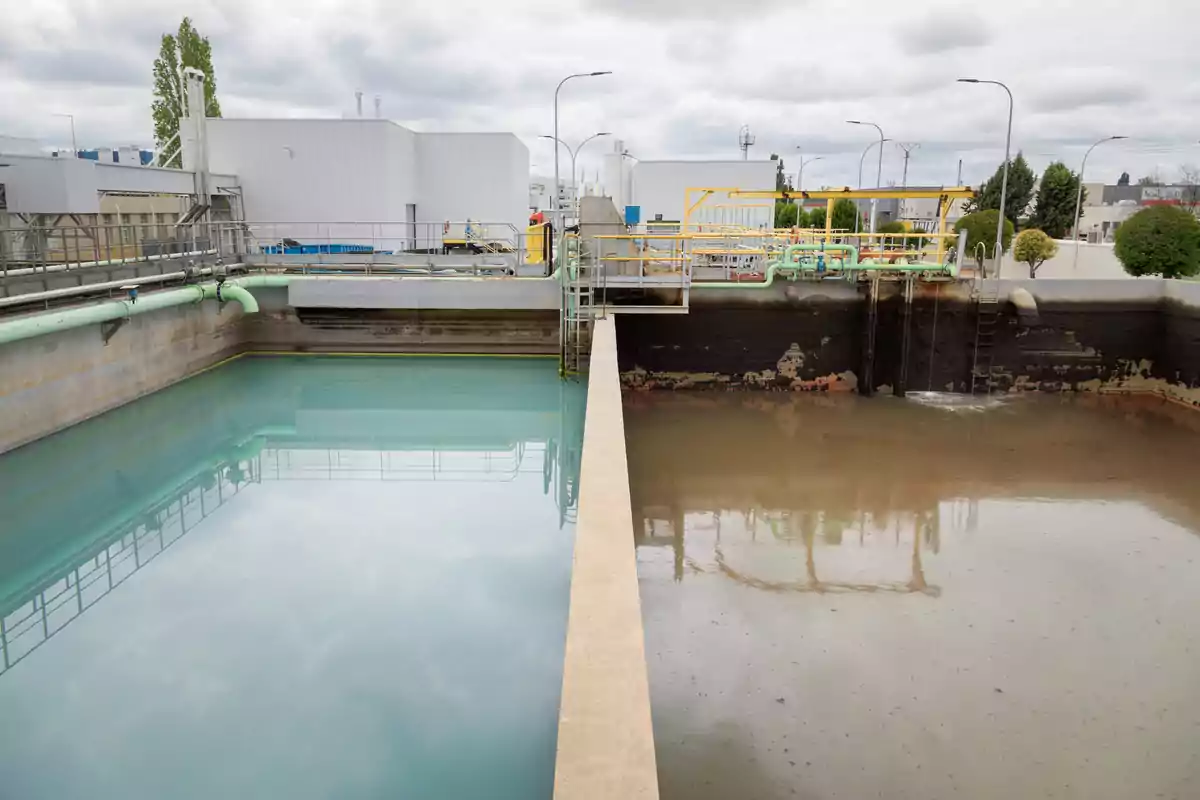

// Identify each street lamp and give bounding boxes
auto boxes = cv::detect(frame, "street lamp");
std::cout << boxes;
[1072,135,1127,269]
[848,120,885,232]
[553,71,611,271]
[53,113,77,156]
[855,138,891,233]
[540,132,611,218]
[958,78,1014,276]
[798,156,823,192]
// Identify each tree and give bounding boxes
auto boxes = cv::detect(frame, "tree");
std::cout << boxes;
[152,17,222,167]
[954,209,1015,271]
[770,153,791,192]
[964,152,1036,229]
[1117,172,1131,186]
[877,221,905,234]
[1029,162,1084,239]
[1114,205,1200,279]
[774,200,797,228]
[831,198,857,231]
[795,207,810,227]
[1178,164,1200,214]
[1137,172,1162,187]
[808,206,826,229]
[1013,229,1058,278]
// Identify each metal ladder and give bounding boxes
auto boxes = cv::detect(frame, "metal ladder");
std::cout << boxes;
[970,275,1002,395]
[560,235,595,376]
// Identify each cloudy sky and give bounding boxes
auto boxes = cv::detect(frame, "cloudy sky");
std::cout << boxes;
[2,0,1197,188]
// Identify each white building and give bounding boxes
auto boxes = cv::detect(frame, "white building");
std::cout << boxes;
[601,141,776,228]
[206,119,529,247]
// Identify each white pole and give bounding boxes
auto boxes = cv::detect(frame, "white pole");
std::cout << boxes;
[958,79,1013,277]
[1073,136,1126,269]
[552,71,611,273]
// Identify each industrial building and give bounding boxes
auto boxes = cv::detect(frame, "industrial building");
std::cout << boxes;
[601,141,776,228]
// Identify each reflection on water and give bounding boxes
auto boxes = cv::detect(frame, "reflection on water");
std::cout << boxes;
[627,391,1200,800]
[0,356,583,800]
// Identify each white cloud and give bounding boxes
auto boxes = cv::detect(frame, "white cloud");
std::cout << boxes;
[0,0,1197,188]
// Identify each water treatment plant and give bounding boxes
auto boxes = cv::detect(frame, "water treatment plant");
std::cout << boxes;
[2,62,1200,800]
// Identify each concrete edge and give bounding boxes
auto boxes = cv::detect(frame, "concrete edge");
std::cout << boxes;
[553,316,660,800]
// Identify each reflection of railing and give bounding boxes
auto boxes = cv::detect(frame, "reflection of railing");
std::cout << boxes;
[0,456,260,676]
[636,505,973,596]
[261,444,544,482]
[0,434,582,679]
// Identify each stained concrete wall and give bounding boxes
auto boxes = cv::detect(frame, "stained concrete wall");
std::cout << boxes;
[0,300,244,453]
[616,278,1200,408]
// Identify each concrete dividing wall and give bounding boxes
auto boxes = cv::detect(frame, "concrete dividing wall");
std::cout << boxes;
[0,300,244,453]
[616,278,1200,407]
[553,316,659,799]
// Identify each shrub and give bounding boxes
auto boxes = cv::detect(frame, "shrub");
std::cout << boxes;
[954,210,1015,271]
[1114,205,1200,278]
[1013,229,1058,278]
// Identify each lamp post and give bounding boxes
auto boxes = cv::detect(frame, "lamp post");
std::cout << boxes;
[958,78,1014,276]
[855,138,891,234]
[540,132,611,220]
[53,113,77,156]
[1072,135,1127,269]
[848,120,885,232]
[553,71,611,272]
[798,156,823,192]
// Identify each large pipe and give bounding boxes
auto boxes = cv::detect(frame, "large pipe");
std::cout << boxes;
[0,279,260,347]
[0,267,221,309]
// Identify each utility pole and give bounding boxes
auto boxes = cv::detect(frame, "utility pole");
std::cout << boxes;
[956,159,963,186]
[897,142,920,189]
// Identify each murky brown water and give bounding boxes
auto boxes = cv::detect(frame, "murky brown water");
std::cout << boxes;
[626,392,1200,800]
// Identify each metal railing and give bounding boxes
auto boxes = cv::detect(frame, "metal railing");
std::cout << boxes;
[0,221,216,278]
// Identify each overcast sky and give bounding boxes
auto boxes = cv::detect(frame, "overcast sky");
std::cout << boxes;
[2,0,1197,188]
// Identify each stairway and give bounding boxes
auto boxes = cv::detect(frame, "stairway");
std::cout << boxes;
[560,235,595,376]
[971,287,1001,395]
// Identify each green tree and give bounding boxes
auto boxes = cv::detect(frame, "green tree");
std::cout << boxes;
[954,209,1014,271]
[770,153,791,192]
[831,198,858,231]
[964,153,1035,229]
[1013,229,1058,278]
[774,200,797,228]
[795,207,810,227]
[152,17,222,167]
[877,221,905,234]
[1029,162,1083,239]
[1114,205,1200,279]
[808,206,826,229]
[1117,171,1131,186]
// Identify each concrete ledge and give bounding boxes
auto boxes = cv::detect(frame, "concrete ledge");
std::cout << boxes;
[553,316,659,800]
[287,275,559,310]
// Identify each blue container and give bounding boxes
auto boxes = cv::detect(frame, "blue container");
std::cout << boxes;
[624,205,641,225]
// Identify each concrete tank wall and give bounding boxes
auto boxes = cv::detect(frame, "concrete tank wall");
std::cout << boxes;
[0,301,245,453]
[615,278,1200,408]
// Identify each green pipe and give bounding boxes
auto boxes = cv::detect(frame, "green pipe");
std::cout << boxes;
[0,279,261,347]
[692,243,858,290]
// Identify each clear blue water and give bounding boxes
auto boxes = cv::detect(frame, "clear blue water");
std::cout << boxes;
[0,356,585,800]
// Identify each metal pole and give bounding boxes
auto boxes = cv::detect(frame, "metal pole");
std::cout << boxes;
[1073,136,1126,270]
[552,72,610,275]
[855,139,888,234]
[958,79,1013,277]
[573,131,611,218]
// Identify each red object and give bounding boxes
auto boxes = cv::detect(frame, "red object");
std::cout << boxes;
[530,211,546,225]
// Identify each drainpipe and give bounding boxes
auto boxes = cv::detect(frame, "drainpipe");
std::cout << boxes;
[0,280,260,346]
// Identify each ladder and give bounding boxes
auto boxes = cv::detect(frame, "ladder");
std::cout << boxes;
[560,234,595,376]
[970,275,1002,395]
